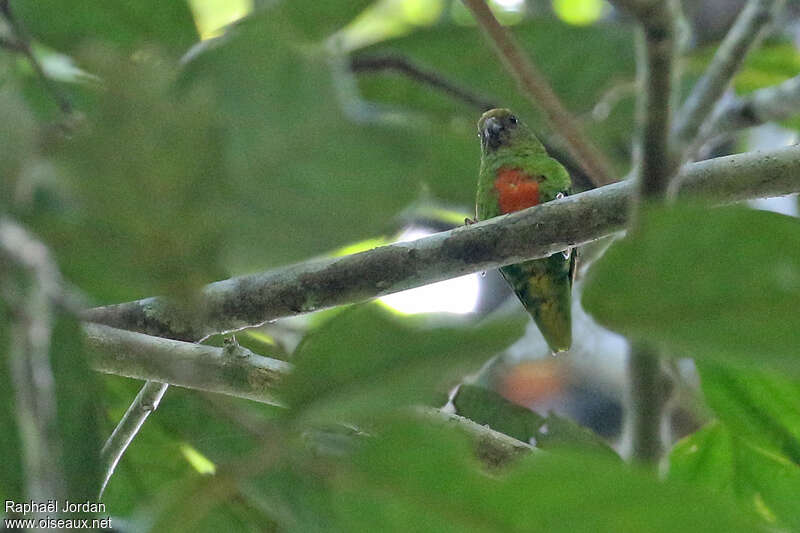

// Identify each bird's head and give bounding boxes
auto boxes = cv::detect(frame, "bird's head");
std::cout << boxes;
[478,108,537,153]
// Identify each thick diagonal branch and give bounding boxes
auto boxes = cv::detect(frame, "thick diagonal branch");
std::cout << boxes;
[82,145,800,342]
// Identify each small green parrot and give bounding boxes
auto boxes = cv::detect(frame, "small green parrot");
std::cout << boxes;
[475,108,575,353]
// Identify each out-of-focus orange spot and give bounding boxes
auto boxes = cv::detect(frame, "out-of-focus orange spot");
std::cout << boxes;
[499,360,564,406]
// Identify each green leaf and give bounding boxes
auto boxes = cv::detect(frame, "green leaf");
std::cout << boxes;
[733,42,800,95]
[14,0,198,56]
[453,384,544,442]
[353,18,636,176]
[453,384,617,457]
[0,310,23,501]
[275,0,376,41]
[0,87,37,210]
[0,311,101,502]
[280,305,526,421]
[52,316,103,502]
[582,205,800,372]
[29,49,228,302]
[698,363,800,464]
[179,15,432,272]
[669,421,800,530]
[332,416,756,532]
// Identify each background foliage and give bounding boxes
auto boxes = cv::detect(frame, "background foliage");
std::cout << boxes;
[2,0,800,531]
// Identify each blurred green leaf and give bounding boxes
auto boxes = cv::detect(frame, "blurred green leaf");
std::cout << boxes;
[53,315,102,502]
[733,42,800,95]
[0,311,101,503]
[698,363,800,464]
[669,421,800,530]
[101,378,279,516]
[552,0,607,26]
[453,384,617,457]
[28,49,228,302]
[453,384,544,442]
[0,311,23,501]
[582,205,800,372]
[179,15,432,272]
[353,18,636,175]
[14,0,198,56]
[331,416,755,532]
[275,0,376,41]
[280,305,525,421]
[0,87,37,209]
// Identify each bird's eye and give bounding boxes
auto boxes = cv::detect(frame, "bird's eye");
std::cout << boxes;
[509,115,518,125]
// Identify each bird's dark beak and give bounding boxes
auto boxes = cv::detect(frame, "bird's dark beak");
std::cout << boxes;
[482,116,503,151]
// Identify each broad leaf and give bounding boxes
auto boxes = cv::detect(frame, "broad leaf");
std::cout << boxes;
[583,205,800,372]
[452,384,617,457]
[669,421,800,530]
[15,0,198,56]
[280,305,525,421]
[333,416,756,532]
[698,363,800,464]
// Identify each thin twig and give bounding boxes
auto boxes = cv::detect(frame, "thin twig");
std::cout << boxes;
[0,219,67,512]
[691,74,800,158]
[98,381,168,498]
[461,0,615,187]
[82,145,800,341]
[0,0,73,115]
[671,0,785,159]
[350,54,497,111]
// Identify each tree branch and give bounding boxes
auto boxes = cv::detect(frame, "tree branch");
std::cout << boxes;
[98,381,168,498]
[630,0,681,199]
[84,323,532,466]
[671,0,784,158]
[618,0,681,464]
[82,145,800,341]
[0,219,67,512]
[0,0,73,115]
[86,323,289,406]
[694,74,800,151]
[350,54,497,111]
[460,0,614,187]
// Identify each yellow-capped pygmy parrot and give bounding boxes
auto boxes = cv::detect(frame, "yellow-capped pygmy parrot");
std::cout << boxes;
[476,108,575,353]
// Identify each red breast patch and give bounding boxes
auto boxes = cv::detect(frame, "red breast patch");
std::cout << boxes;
[494,167,540,214]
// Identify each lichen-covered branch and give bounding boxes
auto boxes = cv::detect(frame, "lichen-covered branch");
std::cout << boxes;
[460,0,614,187]
[86,323,289,406]
[671,0,785,157]
[82,145,800,341]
